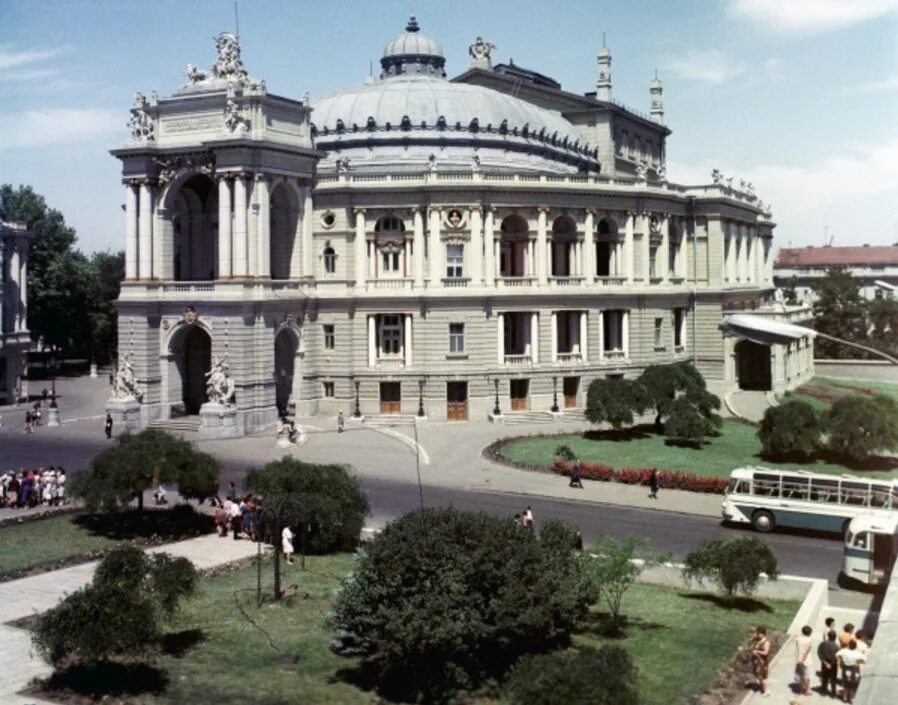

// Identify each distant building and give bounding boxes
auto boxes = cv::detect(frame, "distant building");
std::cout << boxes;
[0,218,32,404]
[775,245,898,302]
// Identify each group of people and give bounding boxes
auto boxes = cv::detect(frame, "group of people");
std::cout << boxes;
[0,466,67,508]
[212,483,258,540]
[566,459,660,499]
[750,619,871,702]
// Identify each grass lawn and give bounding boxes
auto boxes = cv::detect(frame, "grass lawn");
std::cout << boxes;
[35,557,798,705]
[786,376,898,413]
[578,582,797,705]
[498,419,898,479]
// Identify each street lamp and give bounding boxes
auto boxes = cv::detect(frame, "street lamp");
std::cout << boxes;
[253,495,308,604]
[417,376,427,417]
[485,375,501,416]
[551,375,559,413]
[351,377,362,418]
[49,355,59,406]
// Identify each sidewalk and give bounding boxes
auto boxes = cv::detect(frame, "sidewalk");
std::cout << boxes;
[741,607,879,705]
[0,534,262,705]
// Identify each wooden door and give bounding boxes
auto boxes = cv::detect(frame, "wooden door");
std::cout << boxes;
[380,382,401,414]
[446,382,468,421]
[563,377,579,408]
[510,379,529,411]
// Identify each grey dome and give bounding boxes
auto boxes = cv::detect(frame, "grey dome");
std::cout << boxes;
[380,16,445,80]
[383,17,443,60]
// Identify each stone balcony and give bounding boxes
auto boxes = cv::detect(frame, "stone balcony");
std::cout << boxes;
[504,354,532,366]
[497,276,537,288]
[375,357,405,370]
[556,351,583,363]
[549,276,586,287]
[595,276,627,287]
[441,277,471,288]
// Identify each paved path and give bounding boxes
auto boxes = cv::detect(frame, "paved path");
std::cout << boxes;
[0,534,261,705]
[727,390,773,424]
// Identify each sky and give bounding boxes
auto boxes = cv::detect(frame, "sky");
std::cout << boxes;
[2,0,898,253]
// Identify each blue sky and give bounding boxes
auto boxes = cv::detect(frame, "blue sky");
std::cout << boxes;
[2,0,898,253]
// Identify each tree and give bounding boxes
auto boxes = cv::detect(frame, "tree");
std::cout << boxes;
[812,268,869,359]
[584,536,669,632]
[505,646,639,705]
[825,394,898,461]
[638,362,722,441]
[869,297,898,359]
[245,457,369,553]
[86,250,125,364]
[329,508,593,702]
[585,377,644,428]
[32,545,196,666]
[683,536,779,598]
[758,400,821,458]
[70,428,220,511]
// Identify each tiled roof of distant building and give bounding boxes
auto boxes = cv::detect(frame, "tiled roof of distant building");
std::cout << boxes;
[776,245,898,268]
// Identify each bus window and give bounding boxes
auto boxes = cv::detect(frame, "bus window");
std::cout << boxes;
[782,476,810,501]
[871,487,891,508]
[754,474,780,497]
[841,482,870,506]
[811,479,839,503]
[853,532,869,550]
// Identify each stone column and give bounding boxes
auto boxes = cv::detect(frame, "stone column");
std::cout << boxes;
[138,180,154,279]
[10,244,20,331]
[497,313,505,365]
[404,314,413,366]
[469,207,483,286]
[301,185,313,278]
[584,209,596,282]
[484,208,496,287]
[536,207,548,285]
[622,310,630,358]
[124,181,138,280]
[580,311,588,361]
[412,208,425,287]
[19,242,27,330]
[660,215,670,283]
[531,312,540,364]
[368,314,376,368]
[598,311,605,361]
[232,174,249,277]
[354,209,366,288]
[641,213,651,282]
[0,242,5,334]
[218,176,232,279]
[625,212,635,283]
[428,208,442,284]
[256,174,270,277]
[550,311,558,362]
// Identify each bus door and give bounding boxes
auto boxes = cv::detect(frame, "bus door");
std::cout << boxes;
[872,532,895,584]
[844,530,872,584]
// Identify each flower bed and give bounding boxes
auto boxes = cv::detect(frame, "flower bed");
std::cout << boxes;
[549,460,729,494]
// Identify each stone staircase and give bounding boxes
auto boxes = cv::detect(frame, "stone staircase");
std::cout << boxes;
[558,407,587,422]
[148,417,202,433]
[362,414,419,427]
[496,410,556,425]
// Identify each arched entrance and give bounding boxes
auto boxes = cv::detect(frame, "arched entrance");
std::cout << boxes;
[170,174,218,281]
[182,327,211,414]
[274,328,299,416]
[735,340,771,391]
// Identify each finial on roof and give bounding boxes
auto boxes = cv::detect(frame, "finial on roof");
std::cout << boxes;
[654,67,658,80]
[602,32,606,48]
[406,16,420,32]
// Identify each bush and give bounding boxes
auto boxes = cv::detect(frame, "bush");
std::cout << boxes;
[246,457,369,553]
[33,545,197,666]
[329,507,592,703]
[824,394,898,461]
[758,400,820,458]
[683,536,779,598]
[554,444,576,461]
[505,646,639,705]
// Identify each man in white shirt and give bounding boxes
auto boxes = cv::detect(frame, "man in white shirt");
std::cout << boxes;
[794,625,813,696]
[836,640,865,704]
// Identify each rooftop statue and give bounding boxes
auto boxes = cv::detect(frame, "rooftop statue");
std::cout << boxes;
[212,32,248,81]
[469,36,496,69]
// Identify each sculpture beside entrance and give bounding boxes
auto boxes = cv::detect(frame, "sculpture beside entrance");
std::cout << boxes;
[106,353,142,433]
[199,354,239,439]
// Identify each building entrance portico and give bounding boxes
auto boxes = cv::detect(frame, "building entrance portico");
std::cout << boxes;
[181,326,211,414]
[735,340,772,391]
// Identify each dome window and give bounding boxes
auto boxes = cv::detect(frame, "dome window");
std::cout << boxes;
[522,124,529,138]
[336,119,345,134]
[420,120,427,129]
[385,121,392,131]
[366,116,377,131]
[436,115,447,131]
[400,115,412,131]
[310,123,318,137]
[352,123,359,132]
[469,117,479,132]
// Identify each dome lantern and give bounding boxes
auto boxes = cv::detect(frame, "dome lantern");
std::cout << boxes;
[380,16,446,80]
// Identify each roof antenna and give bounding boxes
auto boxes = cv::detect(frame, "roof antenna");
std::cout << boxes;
[234,0,240,39]
[602,32,606,48]
[654,67,658,80]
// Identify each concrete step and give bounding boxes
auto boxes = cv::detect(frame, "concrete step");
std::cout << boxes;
[149,417,202,432]
[498,410,556,425]
[559,408,587,421]
[363,414,419,426]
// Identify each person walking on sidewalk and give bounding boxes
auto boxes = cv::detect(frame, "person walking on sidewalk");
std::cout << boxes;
[794,625,814,696]
[836,639,865,704]
[818,630,839,697]
[337,410,345,433]
[751,626,771,697]
[104,413,113,439]
[649,469,660,499]
[569,459,583,489]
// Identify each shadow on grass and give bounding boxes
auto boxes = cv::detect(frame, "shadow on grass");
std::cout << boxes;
[73,505,214,541]
[678,592,773,613]
[43,661,169,698]
[582,425,653,443]
[161,628,206,658]
[664,438,708,449]
[579,610,668,639]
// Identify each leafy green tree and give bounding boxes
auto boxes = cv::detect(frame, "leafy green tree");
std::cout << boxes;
[245,457,369,553]
[683,536,779,598]
[638,362,722,441]
[32,545,196,666]
[86,250,124,364]
[585,377,644,428]
[70,429,220,511]
[825,394,898,461]
[329,508,592,703]
[505,646,639,705]
[783,276,799,305]
[584,536,669,632]
[758,400,820,458]
[812,267,870,359]
[869,297,898,359]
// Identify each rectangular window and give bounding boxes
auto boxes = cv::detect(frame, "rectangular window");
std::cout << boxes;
[322,381,335,398]
[649,247,658,278]
[653,317,664,348]
[381,250,401,274]
[446,244,464,278]
[323,324,335,350]
[449,323,465,354]
[323,247,336,274]
[673,308,686,350]
[380,314,402,356]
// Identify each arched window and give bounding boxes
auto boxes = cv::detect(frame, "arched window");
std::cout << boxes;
[323,245,336,274]
[375,215,405,233]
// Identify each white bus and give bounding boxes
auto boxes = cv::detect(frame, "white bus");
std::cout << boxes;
[721,467,898,535]
[843,513,898,587]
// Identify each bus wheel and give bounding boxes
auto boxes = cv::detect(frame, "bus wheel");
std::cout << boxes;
[752,510,775,533]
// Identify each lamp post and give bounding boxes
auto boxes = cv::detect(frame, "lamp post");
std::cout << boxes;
[49,354,59,402]
[352,377,361,417]
[551,375,559,412]
[253,495,308,605]
[417,376,427,417]
[486,375,501,416]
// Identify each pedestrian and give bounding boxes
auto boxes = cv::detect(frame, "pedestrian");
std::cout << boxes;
[817,629,839,698]
[836,639,865,704]
[104,413,113,439]
[227,482,237,503]
[823,617,836,638]
[282,524,295,564]
[569,458,583,489]
[24,410,33,433]
[230,498,242,540]
[839,623,855,649]
[337,410,345,433]
[751,626,771,697]
[854,630,870,660]
[56,467,66,505]
[794,625,813,696]
[214,504,229,537]
[522,505,534,530]
[649,469,660,499]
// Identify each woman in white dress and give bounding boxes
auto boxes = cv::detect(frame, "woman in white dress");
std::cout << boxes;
[281,525,294,565]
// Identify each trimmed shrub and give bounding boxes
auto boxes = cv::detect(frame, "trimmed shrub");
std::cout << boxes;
[825,394,898,461]
[505,646,639,705]
[683,536,779,598]
[758,400,820,458]
[329,508,592,703]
